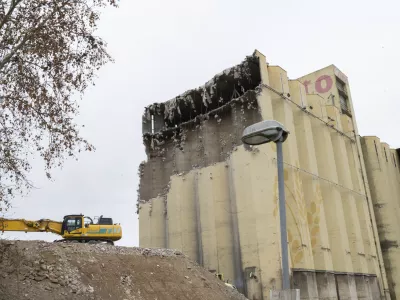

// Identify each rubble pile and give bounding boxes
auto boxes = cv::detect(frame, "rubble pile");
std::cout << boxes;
[0,240,248,300]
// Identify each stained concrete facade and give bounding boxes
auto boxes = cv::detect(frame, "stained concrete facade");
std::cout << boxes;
[138,50,394,300]
[362,138,400,300]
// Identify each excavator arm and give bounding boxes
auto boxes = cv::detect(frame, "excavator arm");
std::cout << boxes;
[0,218,63,236]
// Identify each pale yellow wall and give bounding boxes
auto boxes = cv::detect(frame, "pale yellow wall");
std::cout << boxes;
[207,164,236,283]
[299,67,389,297]
[306,94,354,274]
[269,66,314,271]
[166,173,199,261]
[229,145,281,296]
[327,105,367,274]
[290,80,333,273]
[138,197,166,248]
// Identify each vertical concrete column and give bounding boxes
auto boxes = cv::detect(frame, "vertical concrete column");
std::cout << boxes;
[243,51,285,296]
[345,85,390,298]
[148,197,167,248]
[326,107,368,277]
[341,115,378,275]
[166,173,199,262]
[138,202,151,248]
[196,165,218,272]
[249,143,287,298]
[269,68,314,272]
[362,136,400,300]
[307,95,357,299]
[355,137,390,299]
[366,276,383,300]
[390,149,400,208]
[382,143,400,299]
[227,156,245,292]
[193,171,204,266]
[335,275,358,300]
[229,144,284,298]
[348,138,380,275]
[381,143,400,226]
[384,144,400,228]
[355,275,373,300]
[290,80,336,300]
[174,127,194,173]
[201,119,222,166]
[178,125,203,171]
[226,53,280,297]
[138,160,153,202]
[228,148,264,299]
[174,146,188,173]
[149,156,170,199]
[212,164,236,286]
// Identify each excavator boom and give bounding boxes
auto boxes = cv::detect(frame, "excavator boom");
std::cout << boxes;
[0,218,63,236]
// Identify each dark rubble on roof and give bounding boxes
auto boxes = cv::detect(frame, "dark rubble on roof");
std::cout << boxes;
[142,53,261,134]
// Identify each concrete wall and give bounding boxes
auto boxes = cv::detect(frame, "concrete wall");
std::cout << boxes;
[138,50,389,300]
[362,136,400,300]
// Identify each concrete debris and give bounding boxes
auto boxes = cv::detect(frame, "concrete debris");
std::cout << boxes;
[0,240,248,300]
[142,54,261,132]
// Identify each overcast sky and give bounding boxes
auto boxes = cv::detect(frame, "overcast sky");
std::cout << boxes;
[2,0,400,246]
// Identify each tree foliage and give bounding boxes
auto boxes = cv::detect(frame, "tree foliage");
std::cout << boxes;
[0,0,118,210]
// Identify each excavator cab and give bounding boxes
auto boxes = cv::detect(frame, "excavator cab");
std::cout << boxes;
[61,215,84,234]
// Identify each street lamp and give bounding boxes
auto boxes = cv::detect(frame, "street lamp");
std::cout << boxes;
[241,120,290,290]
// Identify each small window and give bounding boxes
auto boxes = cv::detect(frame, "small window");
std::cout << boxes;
[336,78,346,93]
[99,217,113,225]
[66,217,82,232]
[384,148,388,162]
[151,115,155,133]
[393,153,397,167]
[339,94,351,116]
[339,94,348,110]
[336,77,351,116]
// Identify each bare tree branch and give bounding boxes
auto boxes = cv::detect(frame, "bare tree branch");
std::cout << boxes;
[0,0,22,31]
[0,0,118,209]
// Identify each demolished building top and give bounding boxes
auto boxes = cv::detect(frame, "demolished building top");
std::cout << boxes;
[142,52,261,135]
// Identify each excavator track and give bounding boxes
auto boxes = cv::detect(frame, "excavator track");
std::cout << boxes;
[53,239,114,245]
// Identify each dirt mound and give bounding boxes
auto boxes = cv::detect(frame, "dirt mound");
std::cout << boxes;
[0,240,247,300]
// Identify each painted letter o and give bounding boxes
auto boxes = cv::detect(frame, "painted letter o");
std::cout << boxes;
[315,75,333,93]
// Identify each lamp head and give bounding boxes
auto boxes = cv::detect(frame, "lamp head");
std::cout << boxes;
[241,120,289,145]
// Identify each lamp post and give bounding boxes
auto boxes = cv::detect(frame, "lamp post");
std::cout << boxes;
[241,120,290,290]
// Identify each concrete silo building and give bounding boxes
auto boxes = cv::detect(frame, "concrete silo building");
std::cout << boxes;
[138,50,400,299]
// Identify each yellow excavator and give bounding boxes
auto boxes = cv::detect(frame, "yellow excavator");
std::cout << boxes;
[0,214,122,245]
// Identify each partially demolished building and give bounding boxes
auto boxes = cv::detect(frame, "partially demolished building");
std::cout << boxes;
[138,50,400,300]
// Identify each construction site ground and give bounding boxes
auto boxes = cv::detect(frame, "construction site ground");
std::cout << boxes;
[0,240,247,300]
